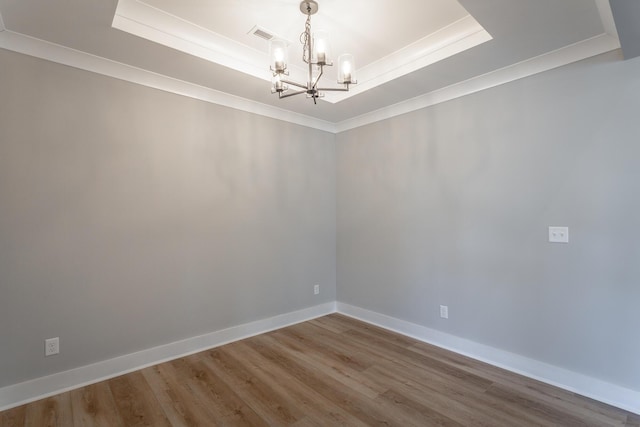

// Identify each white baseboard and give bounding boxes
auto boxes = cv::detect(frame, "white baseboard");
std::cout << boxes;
[2,300,638,416]
[336,302,640,415]
[0,302,336,411]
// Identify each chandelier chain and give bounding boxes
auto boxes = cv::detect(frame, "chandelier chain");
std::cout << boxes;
[300,12,312,64]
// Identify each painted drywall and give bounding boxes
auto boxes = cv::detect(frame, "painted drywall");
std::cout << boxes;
[0,48,336,387]
[336,50,640,391]
[2,39,640,403]
[610,0,640,60]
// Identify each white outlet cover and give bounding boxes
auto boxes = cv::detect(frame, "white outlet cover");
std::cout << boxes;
[314,285,319,295]
[45,337,59,356]
[549,226,569,243]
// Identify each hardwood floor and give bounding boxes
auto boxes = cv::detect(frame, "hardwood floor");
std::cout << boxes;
[1,313,637,426]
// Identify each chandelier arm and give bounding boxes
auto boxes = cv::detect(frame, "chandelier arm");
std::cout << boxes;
[281,79,308,90]
[279,89,308,99]
[311,65,324,90]
[307,56,314,89]
[316,87,350,92]
[306,43,314,88]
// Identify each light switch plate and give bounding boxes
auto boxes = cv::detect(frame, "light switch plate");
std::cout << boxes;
[440,305,449,319]
[549,226,569,243]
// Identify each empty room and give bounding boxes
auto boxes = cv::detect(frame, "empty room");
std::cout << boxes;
[1,0,639,425]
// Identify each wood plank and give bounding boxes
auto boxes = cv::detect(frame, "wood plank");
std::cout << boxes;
[168,355,268,426]
[141,362,223,426]
[23,393,73,427]
[200,346,301,425]
[289,417,325,427]
[375,388,465,427]
[224,340,370,426]
[340,327,495,394]
[307,315,353,334]
[626,413,640,426]
[484,382,617,427]
[329,313,420,348]
[108,371,171,427]
[362,361,528,427]
[283,321,385,369]
[246,333,422,426]
[0,405,26,427]
[268,328,387,399]
[70,381,124,427]
[277,323,374,372]
[409,340,629,425]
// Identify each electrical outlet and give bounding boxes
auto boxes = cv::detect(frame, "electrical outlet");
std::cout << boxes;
[45,337,59,356]
[548,226,569,243]
[440,305,449,319]
[314,284,320,295]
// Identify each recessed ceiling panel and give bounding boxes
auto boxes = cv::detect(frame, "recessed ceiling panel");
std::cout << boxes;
[140,0,471,66]
[112,0,492,103]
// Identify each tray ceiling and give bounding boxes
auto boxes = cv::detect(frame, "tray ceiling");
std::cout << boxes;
[112,0,491,103]
[0,0,621,131]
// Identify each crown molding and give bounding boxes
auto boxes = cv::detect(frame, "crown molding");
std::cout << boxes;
[0,28,619,135]
[595,0,620,40]
[0,30,337,133]
[334,32,620,133]
[112,0,270,82]
[0,0,621,134]
[334,0,621,131]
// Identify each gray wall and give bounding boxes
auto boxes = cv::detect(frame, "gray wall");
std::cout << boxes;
[2,43,640,395]
[0,49,336,387]
[337,50,640,391]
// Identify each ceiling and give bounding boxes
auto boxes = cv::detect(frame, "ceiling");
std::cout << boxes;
[111,0,491,105]
[0,0,624,132]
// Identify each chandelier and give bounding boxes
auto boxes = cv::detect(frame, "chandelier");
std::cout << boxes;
[269,0,356,104]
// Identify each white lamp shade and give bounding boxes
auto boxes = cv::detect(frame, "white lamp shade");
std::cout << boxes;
[313,30,331,65]
[338,54,355,84]
[269,39,288,73]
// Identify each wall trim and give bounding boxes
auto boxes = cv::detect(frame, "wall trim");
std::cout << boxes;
[0,30,337,133]
[112,0,269,83]
[0,302,337,412]
[595,0,620,40]
[334,33,620,133]
[0,5,619,134]
[336,302,640,416]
